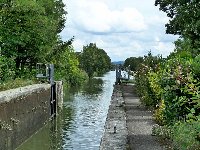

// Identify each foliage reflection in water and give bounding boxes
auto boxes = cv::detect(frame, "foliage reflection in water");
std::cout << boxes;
[17,71,115,150]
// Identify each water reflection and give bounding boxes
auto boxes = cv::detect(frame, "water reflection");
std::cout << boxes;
[81,78,103,95]
[16,117,63,150]
[17,71,115,150]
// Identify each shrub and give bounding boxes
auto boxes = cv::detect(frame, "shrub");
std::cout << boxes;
[153,100,165,125]
[171,120,200,150]
[135,52,163,108]
[135,50,200,148]
[160,57,200,124]
[0,57,15,81]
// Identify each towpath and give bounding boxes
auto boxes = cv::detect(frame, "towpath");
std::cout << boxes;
[122,84,165,150]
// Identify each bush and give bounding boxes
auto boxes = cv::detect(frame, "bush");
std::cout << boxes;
[135,50,200,149]
[0,57,15,81]
[135,52,163,107]
[191,54,200,78]
[160,56,200,124]
[171,120,200,150]
[153,100,165,125]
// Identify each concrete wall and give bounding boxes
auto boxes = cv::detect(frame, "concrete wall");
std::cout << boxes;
[0,84,51,150]
[55,81,63,111]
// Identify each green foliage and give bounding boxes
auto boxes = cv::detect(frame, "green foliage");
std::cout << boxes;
[0,0,66,79]
[0,0,87,87]
[136,49,200,124]
[135,49,200,148]
[155,0,200,50]
[52,43,88,86]
[135,51,163,107]
[0,78,37,91]
[191,54,200,77]
[80,43,111,78]
[124,57,143,71]
[0,56,15,81]
[160,57,194,123]
[148,71,163,104]
[153,100,165,125]
[171,120,200,150]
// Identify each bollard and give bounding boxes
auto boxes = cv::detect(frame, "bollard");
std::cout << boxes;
[114,124,117,133]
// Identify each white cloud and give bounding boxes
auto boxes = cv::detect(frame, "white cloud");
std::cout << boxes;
[61,0,179,61]
[70,0,146,33]
[73,1,111,33]
[72,39,85,52]
[153,41,175,57]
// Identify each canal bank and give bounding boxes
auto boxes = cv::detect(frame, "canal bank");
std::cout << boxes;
[100,83,166,150]
[0,81,63,150]
[100,84,127,150]
[16,71,116,150]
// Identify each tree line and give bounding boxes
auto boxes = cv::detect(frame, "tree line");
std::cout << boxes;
[124,1,200,149]
[0,0,111,87]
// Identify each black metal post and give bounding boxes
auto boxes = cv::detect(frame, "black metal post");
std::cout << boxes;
[49,64,56,117]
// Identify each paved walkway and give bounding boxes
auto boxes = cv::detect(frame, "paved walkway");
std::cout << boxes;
[122,84,165,150]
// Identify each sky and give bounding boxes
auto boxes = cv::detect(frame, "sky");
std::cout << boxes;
[60,0,179,62]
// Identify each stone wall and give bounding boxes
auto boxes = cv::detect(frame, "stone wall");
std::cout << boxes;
[55,81,63,110]
[100,85,127,150]
[0,84,51,150]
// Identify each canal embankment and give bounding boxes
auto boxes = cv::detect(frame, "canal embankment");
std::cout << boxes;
[16,71,116,150]
[100,83,166,150]
[0,81,63,150]
[100,84,127,150]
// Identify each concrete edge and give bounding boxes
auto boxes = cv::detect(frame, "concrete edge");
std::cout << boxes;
[0,84,51,103]
[100,85,128,150]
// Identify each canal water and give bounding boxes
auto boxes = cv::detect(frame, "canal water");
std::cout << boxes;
[17,71,116,150]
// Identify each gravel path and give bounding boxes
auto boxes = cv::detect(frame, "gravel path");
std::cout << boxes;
[122,84,165,150]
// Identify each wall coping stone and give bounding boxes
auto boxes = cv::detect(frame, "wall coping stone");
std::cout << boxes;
[0,84,51,103]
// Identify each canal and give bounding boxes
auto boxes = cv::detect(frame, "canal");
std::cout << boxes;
[17,71,116,150]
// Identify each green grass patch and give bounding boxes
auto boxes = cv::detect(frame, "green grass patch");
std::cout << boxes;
[171,121,200,150]
[0,78,40,91]
[152,120,200,150]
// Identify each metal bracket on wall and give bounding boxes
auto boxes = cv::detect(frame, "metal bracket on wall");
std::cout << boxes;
[36,63,56,117]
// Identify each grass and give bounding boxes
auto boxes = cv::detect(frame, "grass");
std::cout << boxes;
[152,120,200,150]
[171,120,200,150]
[0,78,40,91]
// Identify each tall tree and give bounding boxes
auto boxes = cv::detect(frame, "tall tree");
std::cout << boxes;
[80,43,111,78]
[53,42,85,86]
[155,0,200,50]
[0,0,66,78]
[124,57,143,71]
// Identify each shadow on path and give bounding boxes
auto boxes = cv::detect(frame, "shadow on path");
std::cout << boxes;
[122,84,165,150]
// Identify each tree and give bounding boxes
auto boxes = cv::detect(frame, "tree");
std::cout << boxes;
[0,0,66,78]
[53,43,86,86]
[80,43,111,78]
[155,0,200,50]
[37,0,66,33]
[124,57,143,71]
